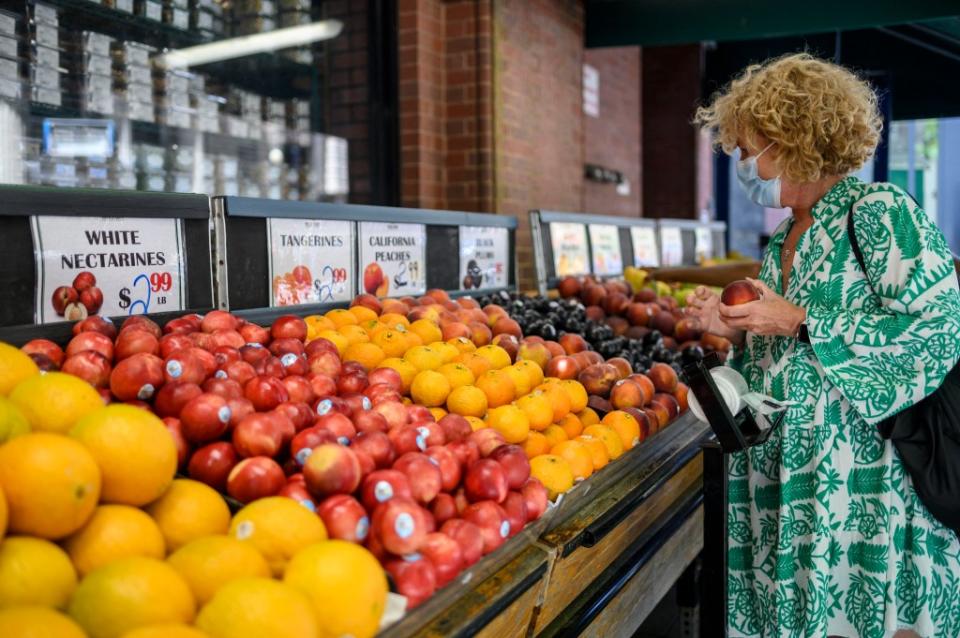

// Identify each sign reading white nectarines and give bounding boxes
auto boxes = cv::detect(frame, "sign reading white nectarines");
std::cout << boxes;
[459,225,509,290]
[359,222,426,297]
[266,218,354,306]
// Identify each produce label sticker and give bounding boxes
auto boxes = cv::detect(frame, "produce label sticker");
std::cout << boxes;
[266,218,354,306]
[30,216,186,324]
[359,221,426,297]
[695,226,713,262]
[588,224,622,276]
[549,222,589,277]
[660,226,683,266]
[630,226,659,267]
[459,225,509,290]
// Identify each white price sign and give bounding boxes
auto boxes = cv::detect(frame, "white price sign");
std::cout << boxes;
[588,224,622,276]
[549,222,589,277]
[695,226,713,262]
[460,225,509,290]
[31,216,185,324]
[660,226,683,267]
[630,226,659,267]
[267,218,354,306]
[359,222,426,297]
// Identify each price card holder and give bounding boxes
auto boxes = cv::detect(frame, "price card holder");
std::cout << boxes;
[0,185,212,342]
[658,219,702,267]
[629,222,660,268]
[587,224,623,276]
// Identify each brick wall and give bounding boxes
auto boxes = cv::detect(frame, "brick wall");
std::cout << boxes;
[583,46,642,217]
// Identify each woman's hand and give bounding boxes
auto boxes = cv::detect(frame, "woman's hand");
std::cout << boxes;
[717,278,806,337]
[685,285,744,342]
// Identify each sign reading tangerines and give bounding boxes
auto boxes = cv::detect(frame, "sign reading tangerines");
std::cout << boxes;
[267,218,354,306]
[359,221,426,298]
[587,224,622,276]
[30,216,186,324]
[548,222,589,277]
[459,225,509,290]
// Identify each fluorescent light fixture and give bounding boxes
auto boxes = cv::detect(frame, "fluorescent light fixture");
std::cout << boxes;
[158,19,343,69]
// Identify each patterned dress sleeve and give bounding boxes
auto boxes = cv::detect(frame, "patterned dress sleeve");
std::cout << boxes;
[805,186,960,425]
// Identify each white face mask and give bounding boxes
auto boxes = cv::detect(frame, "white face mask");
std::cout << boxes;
[735,143,782,208]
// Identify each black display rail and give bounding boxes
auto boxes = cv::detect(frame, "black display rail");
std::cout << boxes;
[212,197,518,324]
[529,209,659,296]
[0,184,213,346]
[656,218,728,268]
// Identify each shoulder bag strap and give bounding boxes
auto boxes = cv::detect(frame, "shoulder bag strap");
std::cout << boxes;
[846,202,879,298]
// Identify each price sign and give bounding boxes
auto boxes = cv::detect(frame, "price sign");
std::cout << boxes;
[359,222,426,297]
[660,226,683,267]
[459,226,509,290]
[588,224,622,276]
[549,222,589,277]
[267,218,354,306]
[630,226,659,267]
[695,226,713,262]
[30,216,185,324]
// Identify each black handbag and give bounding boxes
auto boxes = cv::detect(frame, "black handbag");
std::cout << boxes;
[847,206,960,535]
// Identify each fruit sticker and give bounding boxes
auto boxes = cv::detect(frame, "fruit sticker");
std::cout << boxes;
[587,224,622,276]
[659,225,683,266]
[459,225,509,290]
[359,222,426,297]
[266,218,354,306]
[630,226,660,267]
[548,222,589,277]
[30,216,185,324]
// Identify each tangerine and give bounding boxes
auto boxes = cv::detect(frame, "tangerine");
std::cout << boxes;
[558,413,583,439]
[166,535,270,606]
[0,536,77,608]
[446,337,477,354]
[437,363,475,389]
[542,424,568,449]
[372,330,408,358]
[474,345,511,370]
[195,577,317,638]
[522,432,551,459]
[145,479,231,553]
[336,324,369,346]
[325,308,358,327]
[404,346,444,372]
[410,370,451,407]
[409,320,442,345]
[465,416,486,431]
[0,607,85,638]
[582,425,624,460]
[446,385,488,418]
[10,372,102,434]
[529,455,574,499]
[378,312,410,329]
[601,411,641,451]
[313,330,348,355]
[576,435,610,471]
[514,360,544,389]
[577,407,600,427]
[560,380,589,413]
[377,359,417,393]
[342,343,386,372]
[229,497,327,576]
[0,343,39,396]
[475,370,515,408]
[550,440,593,480]
[502,365,532,397]
[514,392,553,431]
[485,405,530,444]
[64,505,166,577]
[540,384,571,423]
[348,305,379,324]
[454,352,492,379]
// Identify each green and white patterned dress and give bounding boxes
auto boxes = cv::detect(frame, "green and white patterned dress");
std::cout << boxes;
[726,176,960,638]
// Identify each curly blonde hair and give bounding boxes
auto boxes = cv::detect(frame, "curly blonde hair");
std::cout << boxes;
[694,53,882,183]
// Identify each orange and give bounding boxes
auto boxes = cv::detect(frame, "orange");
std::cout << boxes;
[502,365,532,397]
[523,432,551,459]
[0,396,30,444]
[446,385,488,418]
[348,305,379,323]
[576,435,610,470]
[337,324,370,346]
[71,405,176,507]
[404,345,444,372]
[304,314,335,332]
[196,577,317,638]
[325,308,358,327]
[0,433,100,539]
[378,312,410,329]
[438,362,475,390]
[602,411,642,451]
[446,337,477,354]
[68,557,196,638]
[540,384,571,423]
[558,413,583,439]
[578,407,600,427]
[9,372,102,434]
[432,342,460,364]
[514,391,554,431]
[410,370,451,407]
[560,380,589,413]
[357,318,381,335]
[475,369,515,408]
[403,331,424,350]
[485,405,530,444]
[145,479,231,553]
[229,497,327,577]
[514,360,544,389]
[428,407,448,421]
[313,330,348,355]
[529,455,575,499]
[542,424,569,449]
[283,540,388,638]
[342,342,386,372]
[454,352,492,379]
[465,416,486,431]
[409,319,442,345]
[120,624,209,638]
[166,535,270,605]
[583,425,624,460]
[64,505,166,577]
[377,358,417,393]
[474,345,511,370]
[372,329,408,358]
[0,536,77,609]
[0,342,38,396]
[0,484,5,539]
[0,607,86,638]
[550,440,593,480]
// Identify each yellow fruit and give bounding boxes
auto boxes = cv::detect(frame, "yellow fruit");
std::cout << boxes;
[304,315,335,331]
[313,330,348,355]
[515,391,553,431]
[454,352,492,379]
[195,578,318,638]
[558,413,583,439]
[0,343,39,396]
[404,345,443,372]
[530,455,575,499]
[371,330,408,358]
[540,384,571,423]
[145,480,230,554]
[0,397,30,444]
[229,497,327,577]
[550,440,593,480]
[601,411,641,450]
[560,380,589,413]
[167,535,270,606]
[337,324,369,346]
[577,407,600,427]
[377,358,417,393]
[446,385,488,418]
[284,541,387,638]
[542,424,568,449]
[342,342,386,372]
[348,305,379,324]
[410,370,450,407]
[64,505,165,577]
[485,405,530,444]
[0,433,100,539]
[475,369,515,408]
[70,405,176,506]
[514,359,544,388]
[0,606,85,638]
[69,557,196,638]
[378,312,410,329]
[409,319,442,345]
[432,342,459,364]
[475,345,511,370]
[120,623,209,638]
[446,336,477,354]
[438,362,475,389]
[465,416,486,431]
[428,407,447,421]
[325,308,358,327]
[522,432,551,459]
[9,372,101,434]
[0,536,77,609]
[582,425,624,460]
[0,486,5,540]
[576,435,610,471]
[502,365,532,397]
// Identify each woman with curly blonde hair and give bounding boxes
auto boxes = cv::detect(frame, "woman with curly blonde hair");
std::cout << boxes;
[688,53,960,638]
